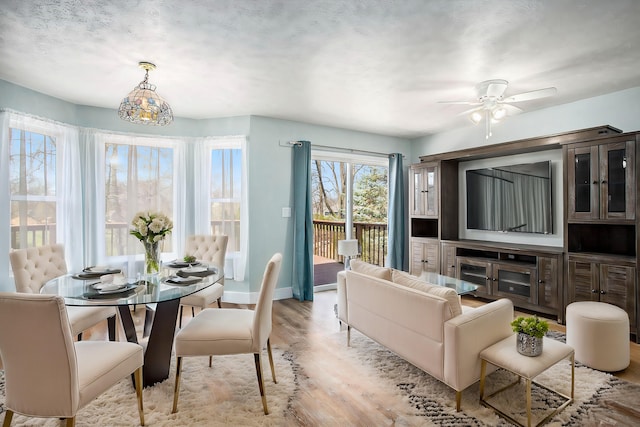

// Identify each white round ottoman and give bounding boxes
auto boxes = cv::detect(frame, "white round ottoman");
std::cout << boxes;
[565,301,630,372]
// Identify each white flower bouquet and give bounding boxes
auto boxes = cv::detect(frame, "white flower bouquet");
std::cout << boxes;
[130,211,173,275]
[130,211,173,243]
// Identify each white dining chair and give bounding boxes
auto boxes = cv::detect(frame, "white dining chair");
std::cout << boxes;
[172,253,282,415]
[178,235,228,327]
[9,244,116,341]
[0,292,145,426]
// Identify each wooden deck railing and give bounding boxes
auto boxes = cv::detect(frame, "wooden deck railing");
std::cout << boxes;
[13,220,388,266]
[313,220,387,266]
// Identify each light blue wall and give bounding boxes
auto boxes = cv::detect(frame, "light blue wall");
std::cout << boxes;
[246,116,412,296]
[0,79,412,298]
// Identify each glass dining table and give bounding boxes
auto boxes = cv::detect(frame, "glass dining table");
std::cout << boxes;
[42,269,223,387]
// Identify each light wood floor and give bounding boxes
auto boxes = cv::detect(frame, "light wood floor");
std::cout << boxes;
[5,291,639,425]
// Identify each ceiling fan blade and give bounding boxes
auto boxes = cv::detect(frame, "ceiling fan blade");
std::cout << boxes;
[503,87,557,103]
[437,100,481,105]
[500,103,524,115]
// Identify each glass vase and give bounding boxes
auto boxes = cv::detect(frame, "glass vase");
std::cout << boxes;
[516,332,543,357]
[143,240,161,276]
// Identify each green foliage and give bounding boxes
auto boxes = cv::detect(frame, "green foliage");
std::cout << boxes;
[183,255,196,263]
[353,166,388,222]
[511,316,549,338]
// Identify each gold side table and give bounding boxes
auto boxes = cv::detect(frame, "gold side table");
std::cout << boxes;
[479,335,574,427]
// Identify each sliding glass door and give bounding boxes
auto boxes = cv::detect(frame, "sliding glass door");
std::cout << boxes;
[311,153,388,286]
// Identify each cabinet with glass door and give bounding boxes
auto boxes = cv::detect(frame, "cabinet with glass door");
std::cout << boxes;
[410,163,438,218]
[567,137,635,221]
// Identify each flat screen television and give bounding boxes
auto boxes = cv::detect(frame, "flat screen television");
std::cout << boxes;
[466,161,552,234]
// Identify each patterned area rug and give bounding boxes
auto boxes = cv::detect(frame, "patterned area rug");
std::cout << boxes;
[2,331,639,426]
[339,330,640,426]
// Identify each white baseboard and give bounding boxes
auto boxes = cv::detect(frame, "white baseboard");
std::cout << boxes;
[221,284,334,304]
[222,286,293,304]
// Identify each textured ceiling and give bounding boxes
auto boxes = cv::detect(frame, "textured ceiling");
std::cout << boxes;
[1,0,639,138]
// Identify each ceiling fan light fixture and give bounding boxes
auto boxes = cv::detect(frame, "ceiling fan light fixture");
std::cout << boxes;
[470,111,483,124]
[491,106,507,120]
[118,62,173,126]
[439,79,558,140]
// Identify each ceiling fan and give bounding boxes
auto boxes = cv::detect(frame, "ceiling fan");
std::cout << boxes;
[439,79,557,139]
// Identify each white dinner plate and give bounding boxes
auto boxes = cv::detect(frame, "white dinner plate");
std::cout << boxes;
[92,283,127,292]
[181,266,207,274]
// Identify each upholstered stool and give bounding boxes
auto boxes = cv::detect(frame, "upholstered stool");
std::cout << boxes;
[565,301,630,372]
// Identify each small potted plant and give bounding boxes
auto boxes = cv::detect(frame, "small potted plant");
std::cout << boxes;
[511,315,549,356]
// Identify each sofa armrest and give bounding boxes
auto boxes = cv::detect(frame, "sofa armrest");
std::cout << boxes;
[443,298,514,391]
[337,270,348,323]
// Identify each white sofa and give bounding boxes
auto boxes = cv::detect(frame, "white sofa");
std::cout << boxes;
[337,260,514,411]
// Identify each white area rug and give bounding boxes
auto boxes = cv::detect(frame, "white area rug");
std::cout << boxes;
[0,348,296,426]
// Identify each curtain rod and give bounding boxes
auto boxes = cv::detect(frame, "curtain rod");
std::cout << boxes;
[279,140,402,159]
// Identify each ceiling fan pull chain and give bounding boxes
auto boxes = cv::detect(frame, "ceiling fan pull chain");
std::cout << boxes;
[485,110,491,139]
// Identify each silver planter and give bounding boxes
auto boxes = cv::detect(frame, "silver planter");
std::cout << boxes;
[516,332,543,357]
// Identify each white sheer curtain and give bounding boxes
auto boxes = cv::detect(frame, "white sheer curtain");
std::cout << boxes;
[0,111,12,290]
[0,110,83,287]
[80,128,106,265]
[194,136,248,281]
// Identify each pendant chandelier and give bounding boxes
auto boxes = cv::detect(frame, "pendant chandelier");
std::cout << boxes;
[118,62,173,126]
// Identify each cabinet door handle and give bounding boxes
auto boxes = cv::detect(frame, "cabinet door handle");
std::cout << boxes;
[592,180,598,184]
[538,280,544,284]
[591,289,598,293]
[492,277,497,281]
[601,180,607,184]
[600,290,606,295]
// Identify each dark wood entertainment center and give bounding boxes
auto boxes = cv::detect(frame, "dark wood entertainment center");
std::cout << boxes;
[411,126,639,342]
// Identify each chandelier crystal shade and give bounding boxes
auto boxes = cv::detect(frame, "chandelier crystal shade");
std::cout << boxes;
[118,62,173,126]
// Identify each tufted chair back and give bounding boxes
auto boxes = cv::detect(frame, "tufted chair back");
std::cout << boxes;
[185,235,228,270]
[9,244,68,293]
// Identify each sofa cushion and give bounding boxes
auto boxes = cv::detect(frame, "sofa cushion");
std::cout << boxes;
[392,270,463,318]
[350,259,392,281]
[392,269,436,292]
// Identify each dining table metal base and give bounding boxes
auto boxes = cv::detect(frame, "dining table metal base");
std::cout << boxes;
[118,298,180,388]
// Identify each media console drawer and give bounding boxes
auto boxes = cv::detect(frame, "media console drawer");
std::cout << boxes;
[449,242,563,321]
